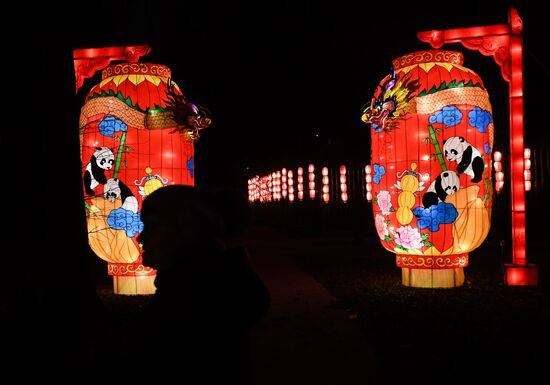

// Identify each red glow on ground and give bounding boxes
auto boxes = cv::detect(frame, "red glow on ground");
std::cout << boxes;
[504,264,538,286]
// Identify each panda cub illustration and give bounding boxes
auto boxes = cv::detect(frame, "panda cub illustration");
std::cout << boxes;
[104,178,139,213]
[83,147,115,196]
[443,136,484,183]
[422,171,460,208]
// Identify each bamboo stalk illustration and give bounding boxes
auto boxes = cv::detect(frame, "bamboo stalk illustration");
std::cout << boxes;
[113,131,127,179]
[428,125,447,171]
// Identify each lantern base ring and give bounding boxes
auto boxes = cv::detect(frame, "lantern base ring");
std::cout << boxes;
[401,267,465,288]
[113,275,157,295]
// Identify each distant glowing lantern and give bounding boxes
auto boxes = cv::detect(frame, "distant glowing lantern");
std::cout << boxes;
[524,148,531,191]
[80,62,211,295]
[493,151,504,192]
[275,171,282,200]
[281,168,288,199]
[288,170,295,202]
[365,165,373,201]
[308,164,316,200]
[361,50,494,288]
[248,177,256,202]
[258,175,272,202]
[322,167,330,203]
[340,165,348,202]
[297,167,304,201]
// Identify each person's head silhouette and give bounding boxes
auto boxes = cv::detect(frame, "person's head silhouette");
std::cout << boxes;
[137,185,269,385]
[137,184,224,272]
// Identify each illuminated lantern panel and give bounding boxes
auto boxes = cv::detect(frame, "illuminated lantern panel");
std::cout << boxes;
[361,50,494,288]
[80,63,210,295]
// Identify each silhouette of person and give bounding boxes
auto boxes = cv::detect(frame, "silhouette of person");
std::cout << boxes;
[137,184,270,384]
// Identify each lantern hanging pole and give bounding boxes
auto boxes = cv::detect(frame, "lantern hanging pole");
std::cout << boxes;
[417,6,537,285]
[73,45,152,94]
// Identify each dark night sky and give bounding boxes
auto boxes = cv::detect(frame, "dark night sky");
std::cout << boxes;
[4,0,547,192]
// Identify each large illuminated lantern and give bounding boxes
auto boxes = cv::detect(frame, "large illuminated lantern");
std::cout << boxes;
[79,60,211,295]
[361,50,494,288]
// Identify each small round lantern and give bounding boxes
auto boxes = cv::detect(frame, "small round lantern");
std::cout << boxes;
[80,62,211,295]
[361,50,494,288]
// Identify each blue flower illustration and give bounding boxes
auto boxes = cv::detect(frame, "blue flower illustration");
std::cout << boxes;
[373,164,386,184]
[99,116,128,137]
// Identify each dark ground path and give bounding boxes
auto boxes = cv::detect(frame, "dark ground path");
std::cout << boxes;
[68,224,548,385]
[88,225,385,384]
[244,226,384,385]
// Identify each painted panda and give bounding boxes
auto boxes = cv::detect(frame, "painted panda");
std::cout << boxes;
[443,136,484,183]
[104,178,139,213]
[422,171,460,208]
[83,147,115,196]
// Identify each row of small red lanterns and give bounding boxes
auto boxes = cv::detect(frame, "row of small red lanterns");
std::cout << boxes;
[249,151,528,205]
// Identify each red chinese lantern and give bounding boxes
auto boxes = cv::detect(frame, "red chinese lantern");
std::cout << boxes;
[361,50,493,288]
[80,62,211,294]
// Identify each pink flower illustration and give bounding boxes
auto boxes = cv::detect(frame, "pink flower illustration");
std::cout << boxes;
[377,190,393,215]
[394,225,423,250]
[375,214,389,240]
